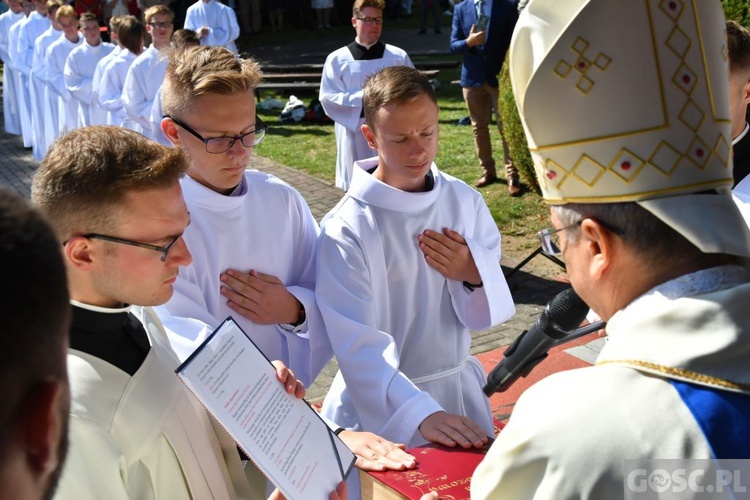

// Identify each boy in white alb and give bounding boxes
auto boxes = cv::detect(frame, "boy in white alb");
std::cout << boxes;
[98,14,144,128]
[64,12,115,128]
[183,0,238,53]
[30,0,62,160]
[0,0,26,136]
[45,4,80,135]
[89,15,123,126]
[121,4,173,139]
[156,46,331,389]
[7,0,32,145]
[16,0,50,152]
[317,66,515,449]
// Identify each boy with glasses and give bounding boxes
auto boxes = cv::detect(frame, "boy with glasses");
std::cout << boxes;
[122,4,173,140]
[158,45,331,390]
[319,0,412,191]
[32,125,311,499]
[64,12,115,128]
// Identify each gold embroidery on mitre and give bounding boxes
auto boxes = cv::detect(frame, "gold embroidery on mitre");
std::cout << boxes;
[556,36,611,94]
[519,0,732,202]
[597,359,750,393]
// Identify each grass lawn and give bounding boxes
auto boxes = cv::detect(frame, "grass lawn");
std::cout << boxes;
[254,52,550,253]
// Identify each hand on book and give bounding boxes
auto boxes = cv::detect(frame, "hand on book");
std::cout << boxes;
[271,360,305,399]
[221,269,302,325]
[418,411,489,449]
[338,430,417,472]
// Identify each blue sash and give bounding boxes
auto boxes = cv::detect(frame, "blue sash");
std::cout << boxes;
[672,379,750,459]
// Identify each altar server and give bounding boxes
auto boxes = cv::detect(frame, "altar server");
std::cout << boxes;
[0,0,25,135]
[30,0,62,160]
[183,0,239,53]
[45,4,80,135]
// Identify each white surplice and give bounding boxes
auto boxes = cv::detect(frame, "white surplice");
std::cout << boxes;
[0,9,24,135]
[184,0,239,53]
[65,40,115,128]
[54,305,264,500]
[31,25,60,159]
[154,172,333,388]
[149,85,170,145]
[319,43,412,190]
[90,45,121,126]
[16,11,49,152]
[46,33,82,135]
[122,44,167,139]
[98,48,140,130]
[317,159,515,447]
[8,15,32,145]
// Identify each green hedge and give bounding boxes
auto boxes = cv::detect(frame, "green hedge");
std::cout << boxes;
[498,58,539,194]
[723,0,750,26]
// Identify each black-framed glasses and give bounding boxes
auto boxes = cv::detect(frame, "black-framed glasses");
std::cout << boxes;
[356,16,382,25]
[164,115,268,154]
[149,21,173,29]
[65,234,182,262]
[536,219,625,257]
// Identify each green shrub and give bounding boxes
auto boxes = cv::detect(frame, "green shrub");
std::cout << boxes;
[723,0,750,26]
[497,58,539,194]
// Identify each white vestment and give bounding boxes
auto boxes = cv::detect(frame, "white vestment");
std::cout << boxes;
[122,44,167,139]
[90,45,121,126]
[319,42,412,190]
[46,34,82,135]
[16,11,48,151]
[155,172,332,388]
[0,9,24,135]
[184,0,239,53]
[98,49,139,129]
[317,159,515,447]
[31,25,60,159]
[54,304,264,500]
[8,16,32,145]
[733,176,750,228]
[65,40,115,128]
[150,85,170,145]
[472,266,750,500]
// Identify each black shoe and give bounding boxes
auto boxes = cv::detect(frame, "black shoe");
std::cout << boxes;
[434,28,442,34]
[417,28,426,34]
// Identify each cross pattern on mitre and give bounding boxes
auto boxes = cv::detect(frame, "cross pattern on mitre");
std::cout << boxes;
[525,0,732,201]
[553,37,611,94]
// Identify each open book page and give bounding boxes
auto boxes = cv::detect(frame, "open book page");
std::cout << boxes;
[176,317,355,499]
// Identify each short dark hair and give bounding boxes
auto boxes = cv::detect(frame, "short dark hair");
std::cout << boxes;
[0,188,70,462]
[363,65,437,129]
[727,20,750,77]
[32,126,188,240]
[170,28,200,49]
[117,14,145,54]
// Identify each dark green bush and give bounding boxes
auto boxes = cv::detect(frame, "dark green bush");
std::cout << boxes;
[723,0,750,26]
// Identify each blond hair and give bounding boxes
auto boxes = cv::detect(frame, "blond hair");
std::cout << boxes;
[55,4,75,21]
[144,4,173,24]
[353,0,384,17]
[162,45,262,118]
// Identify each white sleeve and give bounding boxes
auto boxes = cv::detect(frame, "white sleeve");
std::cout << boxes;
[122,62,152,130]
[53,417,131,500]
[318,54,364,133]
[446,196,515,331]
[46,44,70,100]
[64,52,93,105]
[98,63,123,111]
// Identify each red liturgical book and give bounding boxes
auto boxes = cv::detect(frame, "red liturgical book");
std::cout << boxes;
[359,441,493,500]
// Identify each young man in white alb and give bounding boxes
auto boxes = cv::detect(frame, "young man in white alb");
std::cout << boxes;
[64,12,115,128]
[122,4,173,140]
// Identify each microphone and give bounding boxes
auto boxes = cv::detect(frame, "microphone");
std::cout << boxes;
[483,288,604,396]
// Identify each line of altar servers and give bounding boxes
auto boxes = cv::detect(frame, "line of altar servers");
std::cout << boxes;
[0,0,235,160]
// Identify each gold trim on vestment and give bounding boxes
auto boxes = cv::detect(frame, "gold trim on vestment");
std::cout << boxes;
[596,359,750,392]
